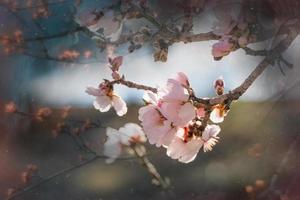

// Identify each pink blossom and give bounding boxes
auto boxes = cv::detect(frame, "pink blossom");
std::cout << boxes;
[166,124,221,163]
[86,83,127,116]
[174,72,190,87]
[104,123,146,163]
[159,101,195,126]
[212,37,234,59]
[139,93,176,147]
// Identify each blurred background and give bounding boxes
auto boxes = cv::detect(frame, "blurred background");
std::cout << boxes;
[0,0,300,199]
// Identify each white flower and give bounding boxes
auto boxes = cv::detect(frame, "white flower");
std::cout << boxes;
[104,123,146,163]
[86,84,127,116]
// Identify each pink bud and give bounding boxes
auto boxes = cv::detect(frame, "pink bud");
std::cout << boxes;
[214,77,225,95]
[109,56,123,71]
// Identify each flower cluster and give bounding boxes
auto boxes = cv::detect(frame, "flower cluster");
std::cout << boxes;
[104,123,146,163]
[138,72,226,163]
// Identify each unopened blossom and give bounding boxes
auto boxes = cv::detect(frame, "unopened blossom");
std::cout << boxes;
[214,77,225,95]
[86,83,127,116]
[166,124,221,163]
[210,104,228,123]
[108,56,123,72]
[104,123,146,163]
[212,37,234,59]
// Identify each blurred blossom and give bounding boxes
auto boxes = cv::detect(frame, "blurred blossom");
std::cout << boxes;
[58,50,80,61]
[84,50,93,59]
[4,102,17,113]
[35,107,52,121]
[245,185,254,193]
[61,106,71,119]
[104,123,146,163]
[52,122,66,138]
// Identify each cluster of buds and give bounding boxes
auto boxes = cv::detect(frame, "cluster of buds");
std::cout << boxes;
[0,30,24,54]
[32,6,50,19]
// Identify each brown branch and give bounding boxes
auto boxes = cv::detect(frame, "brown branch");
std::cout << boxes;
[132,145,169,189]
[174,31,220,43]
[109,77,157,93]
[201,27,299,106]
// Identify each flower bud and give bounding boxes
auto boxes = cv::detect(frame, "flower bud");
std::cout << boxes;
[214,77,225,95]
[108,56,123,71]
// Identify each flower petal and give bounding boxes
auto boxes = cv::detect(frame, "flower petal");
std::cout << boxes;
[167,134,203,163]
[112,95,127,116]
[93,96,112,112]
[202,124,221,141]
[210,107,224,123]
[178,102,196,125]
[86,87,102,96]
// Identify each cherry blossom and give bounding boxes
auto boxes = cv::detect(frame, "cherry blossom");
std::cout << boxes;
[166,124,221,163]
[104,123,146,163]
[86,83,127,116]
[139,92,177,147]
[139,72,196,147]
[158,73,196,126]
